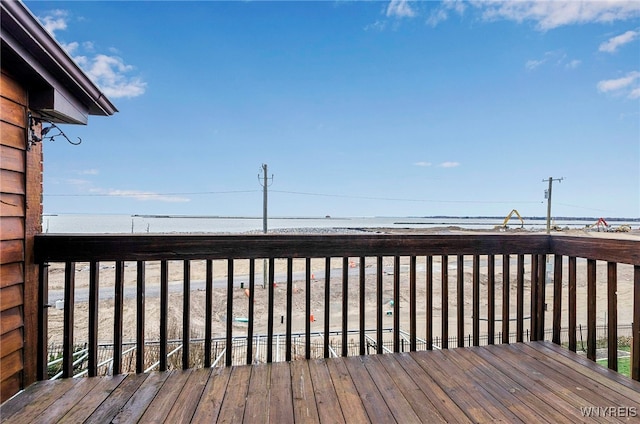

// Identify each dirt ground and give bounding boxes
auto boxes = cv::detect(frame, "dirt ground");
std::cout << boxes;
[45,227,639,348]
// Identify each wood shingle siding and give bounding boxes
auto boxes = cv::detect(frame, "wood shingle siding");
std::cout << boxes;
[0,69,34,402]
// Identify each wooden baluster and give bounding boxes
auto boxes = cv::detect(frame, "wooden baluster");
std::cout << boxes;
[324,257,331,358]
[225,259,233,367]
[552,255,563,345]
[441,255,448,349]
[487,254,495,345]
[267,257,275,363]
[376,256,383,354]
[472,255,480,346]
[410,255,417,351]
[113,261,124,375]
[183,260,191,369]
[394,256,400,352]
[247,259,255,365]
[426,256,433,350]
[530,255,539,341]
[306,258,311,360]
[568,257,577,352]
[587,259,596,361]
[160,260,168,371]
[502,254,510,345]
[457,255,464,348]
[88,261,98,377]
[537,254,546,341]
[343,257,349,357]
[632,265,639,381]
[359,257,366,356]
[136,261,145,374]
[205,259,213,367]
[37,262,49,380]
[607,262,617,371]
[62,261,75,378]
[516,254,524,343]
[286,258,293,361]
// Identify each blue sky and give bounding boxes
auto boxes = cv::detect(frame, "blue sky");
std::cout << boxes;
[28,1,639,218]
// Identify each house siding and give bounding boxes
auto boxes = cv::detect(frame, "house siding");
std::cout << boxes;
[0,69,42,402]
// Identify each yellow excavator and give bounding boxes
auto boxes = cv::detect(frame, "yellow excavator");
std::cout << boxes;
[495,209,524,230]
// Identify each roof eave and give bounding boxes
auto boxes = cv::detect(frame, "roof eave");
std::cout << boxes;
[1,0,118,119]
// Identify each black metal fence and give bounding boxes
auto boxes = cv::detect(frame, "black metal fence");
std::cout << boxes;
[47,324,633,378]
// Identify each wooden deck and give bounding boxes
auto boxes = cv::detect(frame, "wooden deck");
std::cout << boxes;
[2,341,639,423]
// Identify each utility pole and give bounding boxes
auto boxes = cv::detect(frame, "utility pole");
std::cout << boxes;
[259,164,273,234]
[543,177,563,234]
[258,164,273,288]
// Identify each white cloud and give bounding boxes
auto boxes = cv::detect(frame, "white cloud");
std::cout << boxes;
[77,169,99,175]
[39,10,68,36]
[427,0,466,26]
[526,58,547,70]
[426,1,640,30]
[83,54,147,98]
[599,29,639,53]
[106,190,190,203]
[386,0,416,18]
[426,8,449,27]
[61,41,79,55]
[414,161,432,167]
[37,10,146,99]
[526,51,579,70]
[476,0,640,31]
[64,178,91,186]
[597,71,640,98]
[565,59,582,69]
[364,20,387,32]
[439,161,460,168]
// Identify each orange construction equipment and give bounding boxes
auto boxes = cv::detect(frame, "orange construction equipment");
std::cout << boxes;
[589,218,610,232]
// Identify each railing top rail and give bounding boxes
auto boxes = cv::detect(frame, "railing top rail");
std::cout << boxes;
[33,233,639,265]
[35,233,551,262]
[550,235,639,265]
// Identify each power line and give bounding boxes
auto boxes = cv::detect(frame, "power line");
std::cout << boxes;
[44,187,541,205]
[43,190,259,197]
[271,190,541,205]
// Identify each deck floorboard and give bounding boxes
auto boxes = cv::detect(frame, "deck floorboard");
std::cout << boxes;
[2,342,639,423]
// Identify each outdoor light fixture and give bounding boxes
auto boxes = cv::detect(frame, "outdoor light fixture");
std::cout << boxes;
[27,112,81,150]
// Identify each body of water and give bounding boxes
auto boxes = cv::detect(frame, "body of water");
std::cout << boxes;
[41,214,638,234]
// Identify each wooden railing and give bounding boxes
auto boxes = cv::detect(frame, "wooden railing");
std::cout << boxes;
[34,234,640,381]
